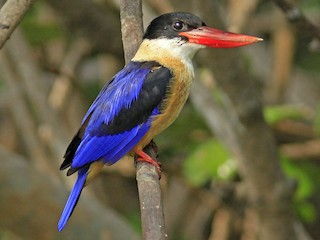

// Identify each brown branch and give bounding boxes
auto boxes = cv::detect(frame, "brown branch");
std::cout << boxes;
[119,0,144,63]
[136,144,167,240]
[209,208,231,240]
[119,2,167,239]
[271,0,320,40]
[0,0,33,49]
[49,38,91,111]
[4,28,69,163]
[281,139,320,160]
[0,49,55,178]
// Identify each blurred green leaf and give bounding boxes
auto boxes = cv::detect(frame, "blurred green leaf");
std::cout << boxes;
[294,201,317,223]
[281,156,319,222]
[20,3,63,45]
[281,156,315,200]
[264,105,308,125]
[183,139,235,186]
[155,103,211,156]
[300,0,320,11]
[125,211,142,236]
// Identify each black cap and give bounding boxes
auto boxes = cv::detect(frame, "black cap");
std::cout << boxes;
[143,12,206,40]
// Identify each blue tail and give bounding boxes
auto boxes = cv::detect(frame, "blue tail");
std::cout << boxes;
[58,167,89,231]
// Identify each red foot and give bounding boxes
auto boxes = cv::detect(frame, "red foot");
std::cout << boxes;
[135,150,162,177]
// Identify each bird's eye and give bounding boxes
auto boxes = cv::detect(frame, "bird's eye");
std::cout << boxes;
[172,21,184,31]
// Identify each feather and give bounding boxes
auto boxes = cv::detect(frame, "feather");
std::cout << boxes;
[58,61,171,229]
[58,167,88,231]
[60,61,171,173]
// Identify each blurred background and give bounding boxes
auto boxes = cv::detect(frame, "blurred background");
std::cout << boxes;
[0,0,320,239]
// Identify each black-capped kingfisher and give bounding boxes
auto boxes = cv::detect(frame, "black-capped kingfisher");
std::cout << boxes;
[58,12,262,231]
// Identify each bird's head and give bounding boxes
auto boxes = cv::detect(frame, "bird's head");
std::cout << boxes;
[141,12,262,59]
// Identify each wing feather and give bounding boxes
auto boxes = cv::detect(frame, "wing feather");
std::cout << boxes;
[61,61,172,173]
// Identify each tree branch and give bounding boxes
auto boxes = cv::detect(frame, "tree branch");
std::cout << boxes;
[119,0,144,63]
[271,0,320,40]
[4,29,69,163]
[0,48,55,178]
[119,2,167,239]
[136,144,167,240]
[0,0,33,49]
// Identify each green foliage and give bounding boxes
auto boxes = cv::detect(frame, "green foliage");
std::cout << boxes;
[156,103,211,156]
[281,157,315,200]
[295,201,317,223]
[20,3,63,45]
[0,229,20,240]
[263,105,308,125]
[125,211,142,236]
[300,0,320,11]
[183,139,236,186]
[296,51,320,72]
[281,156,319,222]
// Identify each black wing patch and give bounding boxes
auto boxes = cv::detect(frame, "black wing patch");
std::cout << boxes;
[60,113,92,171]
[94,62,172,135]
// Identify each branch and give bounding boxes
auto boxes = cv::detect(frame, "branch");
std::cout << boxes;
[271,0,320,40]
[4,28,69,162]
[0,48,55,178]
[0,0,33,49]
[119,2,167,239]
[119,0,144,63]
[281,139,320,160]
[135,144,167,240]
[49,38,91,111]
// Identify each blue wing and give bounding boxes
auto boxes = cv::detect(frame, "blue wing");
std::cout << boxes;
[60,61,172,174]
[58,61,171,231]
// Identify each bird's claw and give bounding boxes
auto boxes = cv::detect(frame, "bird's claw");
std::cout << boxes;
[136,156,162,177]
[135,147,162,179]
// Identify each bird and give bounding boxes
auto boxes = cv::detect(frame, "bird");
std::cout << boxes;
[58,12,262,231]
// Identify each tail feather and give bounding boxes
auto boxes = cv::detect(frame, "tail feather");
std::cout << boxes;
[58,167,88,231]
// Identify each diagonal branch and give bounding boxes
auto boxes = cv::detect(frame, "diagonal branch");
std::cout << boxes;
[0,0,33,49]
[271,0,320,40]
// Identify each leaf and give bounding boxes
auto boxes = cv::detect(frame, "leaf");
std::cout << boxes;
[183,139,235,186]
[264,105,309,125]
[21,3,63,45]
[294,201,316,223]
[281,156,318,222]
[281,156,315,200]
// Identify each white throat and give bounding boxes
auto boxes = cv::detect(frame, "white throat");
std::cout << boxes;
[132,38,204,65]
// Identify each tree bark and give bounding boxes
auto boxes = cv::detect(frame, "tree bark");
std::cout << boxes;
[119,0,144,63]
[119,2,167,239]
[271,0,320,41]
[0,0,33,49]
